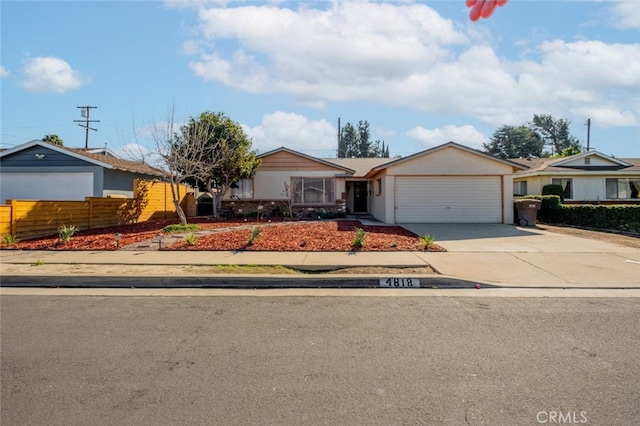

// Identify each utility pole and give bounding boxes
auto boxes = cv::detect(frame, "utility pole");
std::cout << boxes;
[585,118,591,151]
[337,117,342,158]
[74,106,100,148]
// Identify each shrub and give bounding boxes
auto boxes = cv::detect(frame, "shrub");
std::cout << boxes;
[184,233,197,246]
[542,184,565,202]
[418,234,436,250]
[247,226,262,245]
[521,197,640,233]
[352,227,367,248]
[163,223,201,233]
[555,204,640,233]
[58,224,76,244]
[1,235,19,245]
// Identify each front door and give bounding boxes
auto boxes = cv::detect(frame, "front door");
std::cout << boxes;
[353,181,368,213]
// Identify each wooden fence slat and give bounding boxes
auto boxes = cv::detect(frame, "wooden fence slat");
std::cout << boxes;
[0,180,192,240]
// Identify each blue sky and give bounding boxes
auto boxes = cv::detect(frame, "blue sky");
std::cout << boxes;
[1,0,639,159]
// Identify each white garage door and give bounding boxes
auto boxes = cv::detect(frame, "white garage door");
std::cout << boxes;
[395,176,502,223]
[0,173,94,203]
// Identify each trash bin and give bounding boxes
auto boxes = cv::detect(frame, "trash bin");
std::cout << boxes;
[514,199,542,226]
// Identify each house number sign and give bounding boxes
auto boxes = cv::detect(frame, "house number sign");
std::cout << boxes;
[379,278,420,288]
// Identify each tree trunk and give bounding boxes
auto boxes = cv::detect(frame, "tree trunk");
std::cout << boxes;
[174,199,188,225]
[169,177,187,225]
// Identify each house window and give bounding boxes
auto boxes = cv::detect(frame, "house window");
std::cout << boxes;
[552,178,573,199]
[375,178,382,196]
[291,177,335,204]
[232,178,253,199]
[513,181,527,196]
[606,178,640,199]
[584,158,591,165]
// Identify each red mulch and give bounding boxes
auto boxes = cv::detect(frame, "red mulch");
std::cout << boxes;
[1,218,445,252]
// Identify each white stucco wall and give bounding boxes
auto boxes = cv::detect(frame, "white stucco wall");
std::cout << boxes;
[369,172,392,223]
[502,175,514,224]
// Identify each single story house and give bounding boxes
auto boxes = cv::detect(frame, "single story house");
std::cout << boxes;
[0,139,166,204]
[223,142,526,224]
[511,151,640,203]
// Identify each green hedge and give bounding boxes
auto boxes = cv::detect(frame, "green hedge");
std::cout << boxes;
[516,195,640,233]
[553,204,640,233]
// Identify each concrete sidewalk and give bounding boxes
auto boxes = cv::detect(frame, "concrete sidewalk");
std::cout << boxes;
[1,246,639,289]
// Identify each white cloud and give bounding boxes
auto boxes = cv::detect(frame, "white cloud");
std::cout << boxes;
[242,112,337,155]
[609,1,640,29]
[186,2,640,130]
[19,56,87,93]
[407,125,487,150]
[189,2,466,101]
[0,66,9,78]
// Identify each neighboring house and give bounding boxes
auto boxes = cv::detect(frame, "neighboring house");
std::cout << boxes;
[511,151,640,203]
[223,142,525,224]
[0,139,166,204]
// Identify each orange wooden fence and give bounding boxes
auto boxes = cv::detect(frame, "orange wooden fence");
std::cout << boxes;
[0,180,193,240]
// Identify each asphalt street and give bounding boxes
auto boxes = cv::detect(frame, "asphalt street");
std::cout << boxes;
[2,293,639,425]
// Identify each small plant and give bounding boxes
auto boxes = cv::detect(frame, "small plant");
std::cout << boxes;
[184,233,197,246]
[247,226,262,245]
[58,224,76,244]
[163,223,201,233]
[352,227,367,248]
[1,234,19,245]
[32,259,46,266]
[419,234,436,250]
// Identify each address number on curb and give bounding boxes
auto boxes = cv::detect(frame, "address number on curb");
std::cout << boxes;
[379,278,420,288]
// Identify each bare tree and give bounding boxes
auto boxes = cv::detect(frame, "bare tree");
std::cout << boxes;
[180,112,260,217]
[145,105,218,225]
[282,181,294,218]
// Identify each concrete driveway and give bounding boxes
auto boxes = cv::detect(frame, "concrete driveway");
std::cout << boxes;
[401,224,640,287]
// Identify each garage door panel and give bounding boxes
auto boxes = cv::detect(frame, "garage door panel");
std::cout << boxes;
[395,177,501,223]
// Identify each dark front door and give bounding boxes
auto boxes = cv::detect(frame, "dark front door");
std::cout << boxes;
[353,181,368,213]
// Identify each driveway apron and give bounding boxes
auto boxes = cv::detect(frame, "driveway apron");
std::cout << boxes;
[401,224,640,287]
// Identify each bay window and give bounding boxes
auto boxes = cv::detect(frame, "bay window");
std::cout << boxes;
[291,177,335,204]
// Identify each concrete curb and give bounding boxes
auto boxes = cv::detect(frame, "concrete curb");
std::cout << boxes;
[0,274,487,289]
[2,274,638,290]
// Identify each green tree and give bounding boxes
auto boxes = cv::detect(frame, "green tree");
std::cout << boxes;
[340,122,359,158]
[181,111,261,217]
[554,146,582,158]
[42,134,63,146]
[530,114,581,156]
[357,120,371,157]
[483,125,544,159]
[338,120,390,158]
